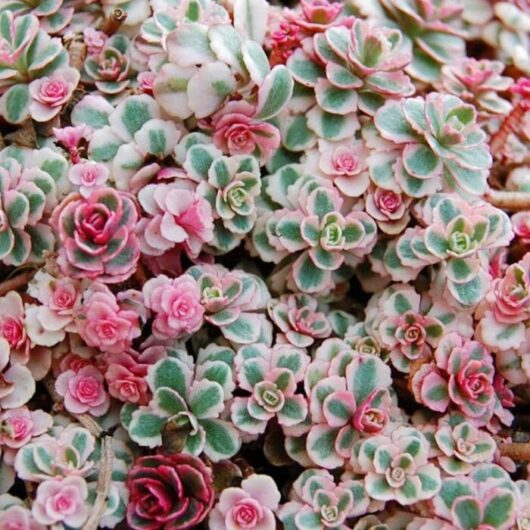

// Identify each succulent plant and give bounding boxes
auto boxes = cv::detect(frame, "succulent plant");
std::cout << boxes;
[365,283,468,372]
[352,426,442,505]
[194,153,262,252]
[268,293,332,347]
[433,464,518,530]
[126,452,214,530]
[187,264,271,345]
[305,352,393,469]
[0,157,56,267]
[0,12,68,124]
[386,194,513,308]
[51,188,140,283]
[434,419,496,475]
[376,0,467,82]
[411,332,501,424]
[288,18,415,117]
[372,93,492,199]
[253,167,377,294]
[83,34,132,94]
[123,355,241,461]
[438,59,513,116]
[231,344,309,435]
[15,424,132,527]
[278,468,370,530]
[0,0,74,33]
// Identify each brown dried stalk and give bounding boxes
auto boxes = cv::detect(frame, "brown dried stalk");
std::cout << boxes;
[490,103,528,159]
[0,270,36,297]
[499,442,530,462]
[484,189,530,211]
[42,377,103,437]
[67,39,87,72]
[101,8,127,35]
[83,436,114,530]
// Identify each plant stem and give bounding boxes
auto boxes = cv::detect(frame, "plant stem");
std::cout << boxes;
[83,436,114,530]
[0,270,35,297]
[484,189,530,211]
[101,8,127,35]
[499,442,530,461]
[490,104,527,159]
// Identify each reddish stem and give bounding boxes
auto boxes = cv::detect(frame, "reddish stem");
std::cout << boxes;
[0,270,35,297]
[499,442,530,461]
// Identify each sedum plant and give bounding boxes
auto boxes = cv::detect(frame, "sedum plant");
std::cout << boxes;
[372,94,492,198]
[352,426,442,506]
[0,0,529,528]
[0,12,68,124]
[253,166,377,294]
[278,468,370,530]
[123,355,241,461]
[373,0,467,82]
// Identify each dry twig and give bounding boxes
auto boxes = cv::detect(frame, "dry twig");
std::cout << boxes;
[83,436,114,530]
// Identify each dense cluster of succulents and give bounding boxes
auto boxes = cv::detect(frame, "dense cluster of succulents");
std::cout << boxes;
[2,0,530,529]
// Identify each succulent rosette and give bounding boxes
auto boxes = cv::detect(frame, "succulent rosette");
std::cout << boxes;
[373,94,492,199]
[83,34,132,94]
[0,11,69,123]
[434,418,496,475]
[51,188,140,283]
[386,194,513,308]
[278,469,370,530]
[376,0,466,82]
[268,293,332,347]
[306,353,393,469]
[209,474,280,530]
[438,59,513,116]
[352,426,442,505]
[253,167,377,294]
[136,181,214,258]
[187,264,271,345]
[0,158,57,267]
[365,283,467,372]
[0,0,530,528]
[231,344,309,435]
[411,332,503,424]
[289,19,413,107]
[123,356,241,461]
[476,254,530,351]
[433,464,518,530]
[126,453,214,530]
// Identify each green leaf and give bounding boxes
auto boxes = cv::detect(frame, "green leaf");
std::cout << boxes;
[153,388,187,415]
[287,49,324,87]
[208,24,243,73]
[483,492,515,528]
[315,82,357,115]
[222,313,261,344]
[189,380,224,419]
[1,84,29,124]
[234,0,268,44]
[256,65,294,120]
[129,410,166,448]
[242,40,270,84]
[167,23,215,67]
[403,143,440,178]
[201,419,240,461]
[347,355,390,404]
[453,498,481,530]
[374,99,416,143]
[147,358,190,396]
[293,252,329,293]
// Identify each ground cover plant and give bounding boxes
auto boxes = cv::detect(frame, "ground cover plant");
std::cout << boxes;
[1,0,530,528]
